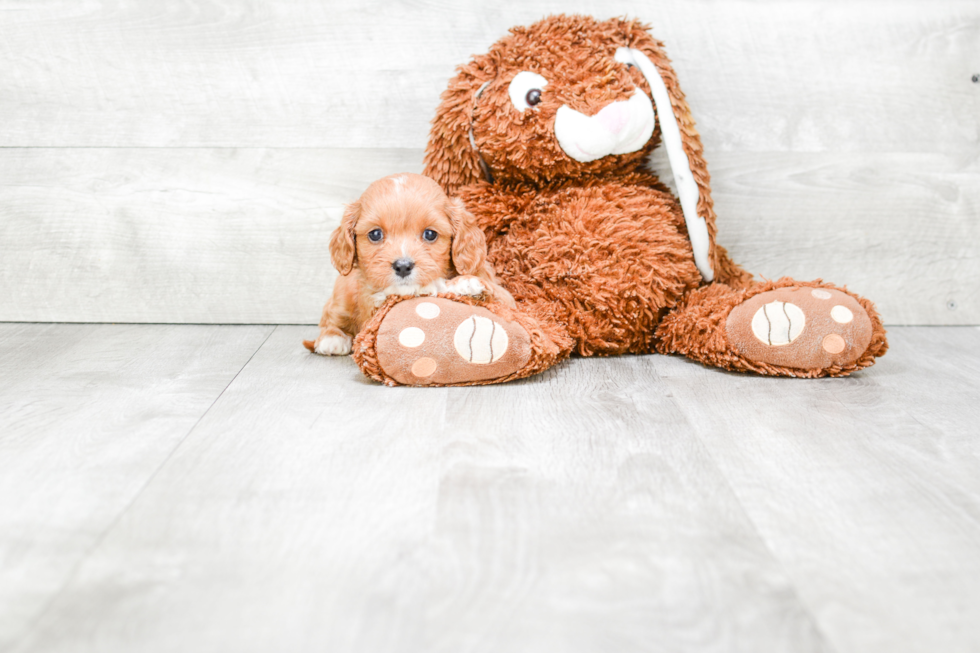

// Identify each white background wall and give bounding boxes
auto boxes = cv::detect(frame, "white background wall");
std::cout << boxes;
[1,0,977,324]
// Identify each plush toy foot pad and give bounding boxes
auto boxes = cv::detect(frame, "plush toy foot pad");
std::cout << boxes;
[375,297,532,386]
[726,287,873,370]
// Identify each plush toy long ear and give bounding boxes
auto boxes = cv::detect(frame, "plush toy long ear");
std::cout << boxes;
[616,25,719,283]
[423,55,497,195]
[329,200,359,276]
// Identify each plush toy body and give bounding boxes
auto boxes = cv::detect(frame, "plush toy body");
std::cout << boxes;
[352,15,887,385]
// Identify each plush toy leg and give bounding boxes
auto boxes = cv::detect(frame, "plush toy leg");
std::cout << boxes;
[655,278,888,377]
[352,294,570,387]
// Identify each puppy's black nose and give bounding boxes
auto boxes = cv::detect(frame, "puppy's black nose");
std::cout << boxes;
[392,258,415,278]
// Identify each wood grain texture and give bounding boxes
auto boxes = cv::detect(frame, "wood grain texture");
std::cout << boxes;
[660,326,980,653]
[1,1,977,325]
[0,1,977,325]
[0,147,421,324]
[1,0,976,152]
[1,147,975,324]
[703,151,980,325]
[0,323,273,652]
[10,326,830,653]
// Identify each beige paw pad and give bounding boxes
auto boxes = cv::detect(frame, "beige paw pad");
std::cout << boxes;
[411,357,438,377]
[415,302,441,319]
[830,305,853,324]
[398,327,426,347]
[727,287,873,370]
[453,315,508,364]
[751,301,805,346]
[822,334,846,354]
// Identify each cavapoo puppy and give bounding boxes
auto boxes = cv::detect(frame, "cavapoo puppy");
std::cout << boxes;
[304,173,514,356]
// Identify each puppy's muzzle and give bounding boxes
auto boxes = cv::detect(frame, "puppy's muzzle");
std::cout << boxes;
[392,257,415,278]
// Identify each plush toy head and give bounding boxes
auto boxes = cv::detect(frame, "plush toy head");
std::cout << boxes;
[423,14,719,281]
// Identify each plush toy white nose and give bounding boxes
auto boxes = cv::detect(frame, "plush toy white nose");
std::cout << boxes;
[596,102,630,135]
[554,90,655,163]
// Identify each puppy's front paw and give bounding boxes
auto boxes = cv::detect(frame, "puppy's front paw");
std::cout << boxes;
[419,278,449,296]
[314,333,352,356]
[445,276,487,297]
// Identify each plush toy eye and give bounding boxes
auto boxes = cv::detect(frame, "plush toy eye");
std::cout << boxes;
[422,229,438,242]
[367,228,384,242]
[508,71,549,112]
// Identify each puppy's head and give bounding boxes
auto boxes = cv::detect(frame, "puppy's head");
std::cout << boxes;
[330,173,487,291]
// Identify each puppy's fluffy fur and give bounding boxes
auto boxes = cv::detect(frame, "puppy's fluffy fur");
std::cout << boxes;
[304,173,514,355]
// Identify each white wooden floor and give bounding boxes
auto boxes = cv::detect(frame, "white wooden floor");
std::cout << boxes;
[1,324,978,653]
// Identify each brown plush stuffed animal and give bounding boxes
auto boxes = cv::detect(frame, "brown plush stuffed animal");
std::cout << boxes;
[352,14,888,386]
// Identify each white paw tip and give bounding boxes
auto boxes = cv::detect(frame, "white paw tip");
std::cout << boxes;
[398,327,426,348]
[450,278,486,296]
[454,315,508,364]
[415,302,441,319]
[751,301,806,346]
[315,335,352,356]
[831,305,854,324]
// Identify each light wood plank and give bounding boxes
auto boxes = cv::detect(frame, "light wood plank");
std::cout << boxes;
[12,326,829,653]
[704,152,980,325]
[0,323,273,652]
[0,147,421,324]
[658,327,980,653]
[0,1,976,152]
[2,1,976,325]
[1,148,975,325]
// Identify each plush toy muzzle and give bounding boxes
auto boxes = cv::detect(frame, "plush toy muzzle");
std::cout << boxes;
[554,90,654,163]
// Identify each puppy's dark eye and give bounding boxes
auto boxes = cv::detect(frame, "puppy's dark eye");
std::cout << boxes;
[626,62,635,69]
[525,88,542,107]
[367,228,383,242]
[422,229,438,242]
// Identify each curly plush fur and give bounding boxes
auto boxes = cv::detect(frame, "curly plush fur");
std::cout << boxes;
[354,14,886,384]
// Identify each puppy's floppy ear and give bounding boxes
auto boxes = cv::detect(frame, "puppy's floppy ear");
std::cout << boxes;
[615,19,719,283]
[423,54,497,195]
[446,197,488,277]
[329,200,360,275]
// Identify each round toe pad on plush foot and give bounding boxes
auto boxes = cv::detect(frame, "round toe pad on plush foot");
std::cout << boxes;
[376,298,531,386]
[726,287,872,370]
